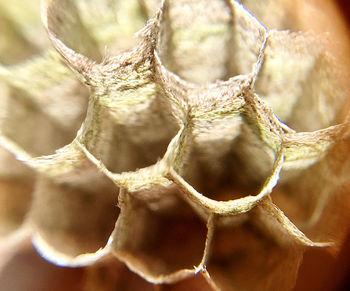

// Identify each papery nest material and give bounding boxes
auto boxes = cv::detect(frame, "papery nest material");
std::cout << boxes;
[0,0,350,290]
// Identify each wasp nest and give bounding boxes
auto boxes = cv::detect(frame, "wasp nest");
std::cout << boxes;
[0,0,350,290]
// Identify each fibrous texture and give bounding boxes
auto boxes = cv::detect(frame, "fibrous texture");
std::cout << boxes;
[0,0,350,290]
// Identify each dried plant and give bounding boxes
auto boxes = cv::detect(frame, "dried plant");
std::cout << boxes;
[0,0,349,290]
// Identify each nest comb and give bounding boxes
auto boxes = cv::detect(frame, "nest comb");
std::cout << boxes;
[0,0,350,290]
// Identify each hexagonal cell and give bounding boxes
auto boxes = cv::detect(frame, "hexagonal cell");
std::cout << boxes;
[43,0,152,62]
[177,123,276,203]
[206,217,304,291]
[156,0,266,84]
[111,185,208,281]
[43,0,180,174]
[254,30,346,130]
[272,137,350,244]
[29,171,119,263]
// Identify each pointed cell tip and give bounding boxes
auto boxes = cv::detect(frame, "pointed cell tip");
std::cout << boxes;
[40,0,98,85]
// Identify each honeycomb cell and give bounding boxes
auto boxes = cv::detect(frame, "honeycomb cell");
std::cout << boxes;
[206,216,305,291]
[111,186,208,282]
[43,0,180,174]
[156,0,266,83]
[272,136,350,245]
[29,162,119,264]
[254,31,345,130]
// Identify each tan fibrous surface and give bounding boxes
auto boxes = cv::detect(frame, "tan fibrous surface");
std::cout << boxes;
[0,0,350,290]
